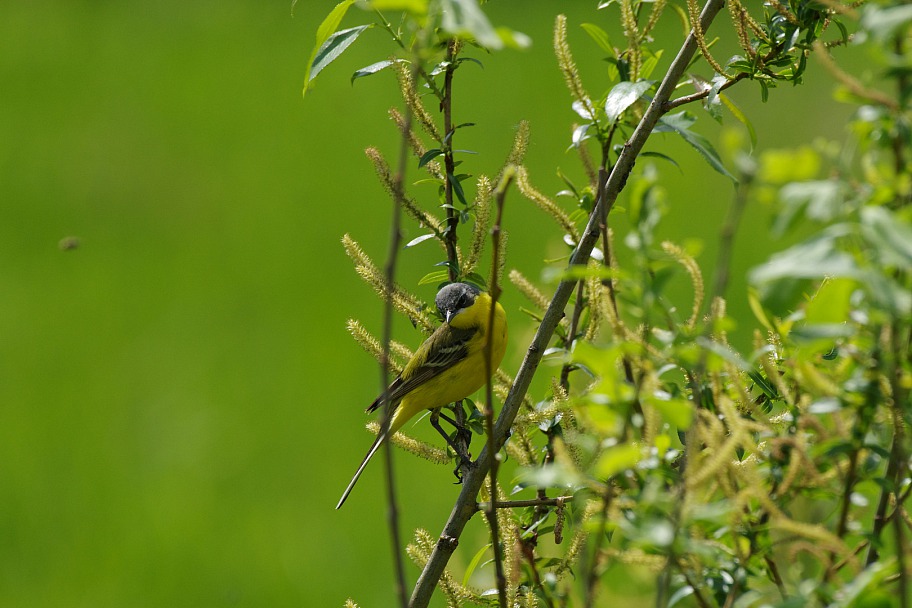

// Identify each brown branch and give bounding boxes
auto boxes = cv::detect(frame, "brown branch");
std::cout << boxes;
[476,496,574,511]
[442,40,461,281]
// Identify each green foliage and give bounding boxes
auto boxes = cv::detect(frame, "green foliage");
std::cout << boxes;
[315,0,912,606]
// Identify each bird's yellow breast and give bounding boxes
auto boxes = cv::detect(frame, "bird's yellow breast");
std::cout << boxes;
[391,293,507,432]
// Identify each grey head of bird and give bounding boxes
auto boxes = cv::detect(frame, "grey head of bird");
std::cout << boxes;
[436,282,481,324]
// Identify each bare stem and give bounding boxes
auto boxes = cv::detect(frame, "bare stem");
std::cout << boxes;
[483,168,513,608]
[442,39,461,281]
[476,496,574,511]
[380,70,417,608]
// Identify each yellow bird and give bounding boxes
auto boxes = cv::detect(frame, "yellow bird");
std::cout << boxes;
[336,282,508,509]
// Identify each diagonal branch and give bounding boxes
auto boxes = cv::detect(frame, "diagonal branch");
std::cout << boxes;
[407,1,727,605]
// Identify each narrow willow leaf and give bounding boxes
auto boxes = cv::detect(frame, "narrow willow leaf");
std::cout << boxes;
[595,444,641,478]
[495,26,531,49]
[449,173,468,206]
[364,0,428,12]
[418,148,444,168]
[440,0,502,49]
[418,269,450,286]
[640,151,681,172]
[303,0,356,96]
[639,49,664,80]
[719,93,757,149]
[404,233,437,248]
[351,59,401,84]
[604,80,654,124]
[656,113,736,181]
[307,25,373,93]
[571,123,591,148]
[861,206,912,269]
[581,23,615,56]
[462,543,491,587]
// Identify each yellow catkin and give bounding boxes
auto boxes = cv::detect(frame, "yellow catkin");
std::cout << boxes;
[661,241,704,330]
[685,0,733,78]
[642,0,667,38]
[516,166,580,241]
[509,269,550,311]
[464,175,493,276]
[504,426,536,466]
[393,62,441,142]
[365,421,450,464]
[620,0,642,80]
[766,0,800,25]
[406,529,478,607]
[555,499,602,576]
[345,319,408,374]
[364,148,445,239]
[554,15,596,120]
[342,234,436,333]
[500,120,531,181]
[727,0,756,59]
[389,107,443,179]
[584,264,604,342]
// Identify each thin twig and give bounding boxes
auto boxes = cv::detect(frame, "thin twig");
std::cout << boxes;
[442,40,461,281]
[483,168,513,608]
[711,161,751,302]
[407,2,727,606]
[476,496,575,511]
[584,487,615,608]
[380,69,417,608]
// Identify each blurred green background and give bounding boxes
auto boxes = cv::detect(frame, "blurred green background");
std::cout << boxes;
[0,1,853,606]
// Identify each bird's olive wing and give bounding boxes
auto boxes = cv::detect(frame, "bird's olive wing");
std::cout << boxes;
[365,324,476,414]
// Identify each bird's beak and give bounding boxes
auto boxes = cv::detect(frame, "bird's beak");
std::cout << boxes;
[445,310,454,324]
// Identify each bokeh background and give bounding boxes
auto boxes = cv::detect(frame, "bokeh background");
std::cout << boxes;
[0,1,855,606]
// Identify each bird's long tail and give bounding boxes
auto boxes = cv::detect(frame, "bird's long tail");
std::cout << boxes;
[335,431,387,509]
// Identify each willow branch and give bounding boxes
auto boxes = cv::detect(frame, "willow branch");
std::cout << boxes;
[442,40,461,281]
[476,496,574,511]
[407,2,726,606]
[381,74,415,608]
[483,169,512,608]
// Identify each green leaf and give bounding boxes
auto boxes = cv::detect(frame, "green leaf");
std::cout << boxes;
[645,395,693,430]
[749,228,862,285]
[805,277,855,325]
[719,93,756,149]
[640,151,681,172]
[351,59,402,84]
[595,444,641,478]
[303,0,357,96]
[773,180,848,236]
[448,172,468,206]
[418,269,450,285]
[305,25,373,95]
[656,112,736,181]
[418,148,444,168]
[639,48,663,80]
[364,0,428,12]
[462,543,491,587]
[404,233,437,248]
[860,206,912,270]
[604,80,654,124]
[439,0,502,49]
[581,23,615,56]
[494,26,531,49]
[829,560,897,608]
[861,5,912,42]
